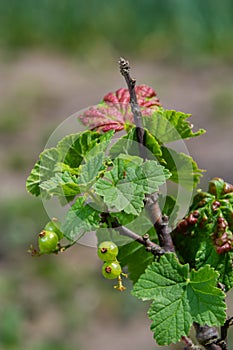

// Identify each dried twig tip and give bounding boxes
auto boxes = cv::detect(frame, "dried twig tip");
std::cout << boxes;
[119,57,130,76]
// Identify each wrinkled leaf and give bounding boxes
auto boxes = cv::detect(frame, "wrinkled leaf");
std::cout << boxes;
[39,172,81,197]
[94,157,169,215]
[62,197,100,241]
[161,146,204,190]
[79,85,160,132]
[132,254,226,345]
[196,239,233,292]
[78,152,106,186]
[109,127,162,160]
[143,109,205,144]
[26,148,59,197]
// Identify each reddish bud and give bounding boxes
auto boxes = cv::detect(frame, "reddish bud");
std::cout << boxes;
[199,215,208,228]
[216,242,232,254]
[217,217,227,233]
[215,232,228,246]
[223,182,233,194]
[212,201,221,211]
[187,212,199,225]
[197,199,207,207]
[176,219,189,233]
[217,217,225,224]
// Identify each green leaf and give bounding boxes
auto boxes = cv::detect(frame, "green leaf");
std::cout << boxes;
[143,128,164,160]
[187,265,226,325]
[196,239,233,292]
[26,148,59,197]
[208,177,225,199]
[78,152,106,186]
[39,172,81,197]
[94,157,169,215]
[132,254,226,345]
[138,161,171,193]
[57,130,113,168]
[86,130,115,159]
[143,109,205,144]
[149,297,192,346]
[62,197,100,241]
[56,132,90,167]
[95,176,144,215]
[161,146,204,190]
[109,127,162,160]
[93,157,143,215]
[55,162,79,175]
[132,254,188,300]
[117,158,170,195]
[26,130,114,199]
[26,160,41,196]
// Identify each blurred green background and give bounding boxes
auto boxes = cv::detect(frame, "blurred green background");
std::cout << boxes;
[1,0,233,61]
[0,1,233,349]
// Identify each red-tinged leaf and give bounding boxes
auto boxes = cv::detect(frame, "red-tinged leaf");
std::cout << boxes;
[79,103,154,132]
[104,84,161,108]
[135,84,157,98]
[79,84,161,132]
[104,88,130,104]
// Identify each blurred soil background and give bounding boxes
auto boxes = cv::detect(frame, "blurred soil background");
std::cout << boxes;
[0,1,233,349]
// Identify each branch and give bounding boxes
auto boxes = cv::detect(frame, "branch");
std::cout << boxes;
[221,316,233,344]
[145,193,175,252]
[118,58,225,349]
[194,323,226,350]
[181,335,201,349]
[118,57,175,253]
[111,219,165,256]
[119,57,146,160]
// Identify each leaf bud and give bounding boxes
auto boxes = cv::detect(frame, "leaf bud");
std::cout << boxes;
[216,217,228,233]
[197,199,207,207]
[187,211,199,225]
[223,181,233,194]
[215,232,228,246]
[216,242,232,254]
[208,177,224,197]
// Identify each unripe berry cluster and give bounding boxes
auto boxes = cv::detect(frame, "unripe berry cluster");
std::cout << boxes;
[97,241,127,291]
[38,219,64,254]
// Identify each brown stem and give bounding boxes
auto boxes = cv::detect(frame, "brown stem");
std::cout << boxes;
[118,57,175,253]
[118,57,226,349]
[193,323,225,350]
[219,316,233,348]
[181,335,201,349]
[119,57,146,160]
[145,193,175,252]
[111,220,165,256]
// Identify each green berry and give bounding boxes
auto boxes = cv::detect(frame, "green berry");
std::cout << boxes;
[102,261,122,279]
[97,241,118,261]
[45,218,64,240]
[38,230,58,254]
